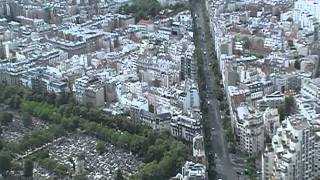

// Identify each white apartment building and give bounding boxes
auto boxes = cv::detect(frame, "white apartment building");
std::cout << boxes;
[171,114,202,142]
[314,130,320,178]
[257,91,285,111]
[301,78,320,105]
[180,161,207,180]
[293,0,320,30]
[73,76,93,103]
[183,80,200,112]
[262,115,315,180]
[181,44,197,81]
[193,135,206,165]
[264,35,283,51]
[296,95,320,121]
[235,103,264,155]
[263,108,280,139]
[262,145,275,180]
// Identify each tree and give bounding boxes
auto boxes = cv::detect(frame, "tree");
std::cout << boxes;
[23,159,34,178]
[0,112,13,126]
[115,169,124,180]
[22,112,33,127]
[278,105,285,122]
[0,151,12,176]
[7,95,21,109]
[96,141,106,155]
[0,85,189,180]
[214,87,223,102]
[245,157,256,180]
[46,92,56,105]
[119,0,162,22]
[284,96,295,113]
[278,96,295,122]
[73,174,88,180]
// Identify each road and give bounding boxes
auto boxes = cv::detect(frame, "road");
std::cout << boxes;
[190,0,239,179]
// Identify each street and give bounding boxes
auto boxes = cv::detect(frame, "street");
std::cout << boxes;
[190,0,239,179]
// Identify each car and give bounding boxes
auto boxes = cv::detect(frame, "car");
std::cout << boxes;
[204,51,207,55]
[212,127,215,131]
[208,100,211,104]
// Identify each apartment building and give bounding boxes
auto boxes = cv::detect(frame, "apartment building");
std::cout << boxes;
[173,161,207,180]
[263,108,280,140]
[235,103,265,155]
[181,44,197,81]
[262,115,316,180]
[171,114,202,142]
[130,107,171,131]
[301,78,320,105]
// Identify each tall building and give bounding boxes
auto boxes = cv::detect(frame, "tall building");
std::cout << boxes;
[262,145,275,180]
[183,80,200,112]
[262,115,316,180]
[181,44,197,81]
[234,103,264,156]
[263,108,280,140]
[193,135,206,165]
[294,0,320,30]
[314,130,320,178]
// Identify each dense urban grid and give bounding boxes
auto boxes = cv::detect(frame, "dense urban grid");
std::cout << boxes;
[0,0,320,180]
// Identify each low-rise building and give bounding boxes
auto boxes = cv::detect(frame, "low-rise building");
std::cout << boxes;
[173,161,207,180]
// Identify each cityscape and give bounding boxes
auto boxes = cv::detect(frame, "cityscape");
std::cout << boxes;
[0,0,319,180]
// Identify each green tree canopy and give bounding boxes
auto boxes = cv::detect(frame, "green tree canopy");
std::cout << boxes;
[96,141,106,155]
[120,0,162,22]
[0,151,12,176]
[73,174,88,180]
[0,112,13,126]
[22,112,33,127]
[23,159,34,177]
[278,96,295,122]
[115,169,124,180]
